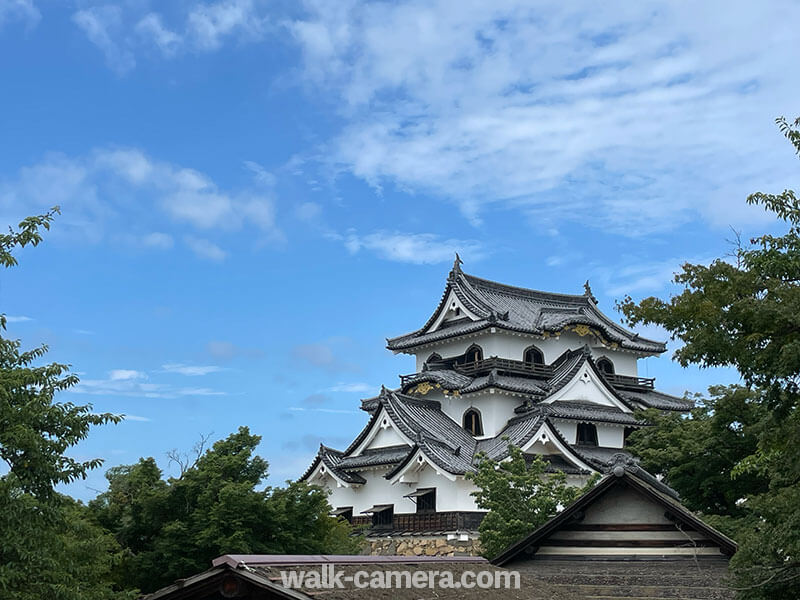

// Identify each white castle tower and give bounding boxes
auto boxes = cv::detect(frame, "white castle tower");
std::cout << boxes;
[300,258,690,554]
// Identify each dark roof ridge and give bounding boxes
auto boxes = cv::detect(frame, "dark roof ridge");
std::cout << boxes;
[463,272,588,304]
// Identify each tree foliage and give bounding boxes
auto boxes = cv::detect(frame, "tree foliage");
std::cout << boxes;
[626,385,768,519]
[618,116,800,599]
[0,208,129,600]
[467,443,596,559]
[89,427,360,593]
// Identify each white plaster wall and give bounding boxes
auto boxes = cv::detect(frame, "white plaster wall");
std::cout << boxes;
[324,465,481,514]
[551,419,577,444]
[413,331,639,376]
[425,389,519,438]
[597,424,624,448]
[367,426,408,450]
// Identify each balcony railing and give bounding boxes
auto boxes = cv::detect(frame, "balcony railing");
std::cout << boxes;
[601,372,655,390]
[401,355,655,391]
[453,357,554,379]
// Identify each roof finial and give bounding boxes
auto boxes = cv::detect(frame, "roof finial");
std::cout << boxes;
[583,280,597,303]
[453,252,463,273]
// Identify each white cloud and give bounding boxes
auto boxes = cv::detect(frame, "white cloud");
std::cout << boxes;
[135,13,181,57]
[162,363,223,376]
[122,414,151,422]
[73,6,136,74]
[0,0,40,30]
[187,0,268,51]
[73,370,226,399]
[592,255,716,297]
[291,339,358,372]
[141,232,174,249]
[4,315,33,323]
[334,230,484,265]
[326,382,373,393]
[291,0,800,234]
[109,369,145,381]
[288,406,359,414]
[184,236,228,262]
[73,0,270,70]
[0,148,280,256]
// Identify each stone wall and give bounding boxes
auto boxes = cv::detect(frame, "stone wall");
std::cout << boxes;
[364,535,481,557]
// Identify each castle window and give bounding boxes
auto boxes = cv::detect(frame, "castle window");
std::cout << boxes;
[427,352,442,365]
[523,345,545,366]
[463,344,483,364]
[463,408,484,436]
[406,488,436,513]
[331,506,353,523]
[577,423,598,446]
[623,427,637,446]
[365,505,393,529]
[596,357,615,375]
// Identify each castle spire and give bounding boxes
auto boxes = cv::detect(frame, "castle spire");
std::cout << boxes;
[583,280,597,303]
[452,252,463,274]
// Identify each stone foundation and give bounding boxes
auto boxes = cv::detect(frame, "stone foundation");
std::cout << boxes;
[364,534,481,557]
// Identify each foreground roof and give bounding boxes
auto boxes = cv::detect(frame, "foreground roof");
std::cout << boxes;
[387,259,666,354]
[493,456,737,566]
[144,553,734,599]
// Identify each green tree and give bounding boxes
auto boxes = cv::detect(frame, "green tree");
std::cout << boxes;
[626,385,768,519]
[618,117,800,599]
[90,427,360,593]
[0,208,130,600]
[467,443,596,559]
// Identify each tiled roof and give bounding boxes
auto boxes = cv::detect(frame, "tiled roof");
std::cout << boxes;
[298,445,366,485]
[337,445,411,470]
[540,401,643,426]
[620,388,694,411]
[387,265,666,354]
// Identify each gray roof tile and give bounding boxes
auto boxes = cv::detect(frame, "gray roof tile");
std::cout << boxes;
[387,268,665,354]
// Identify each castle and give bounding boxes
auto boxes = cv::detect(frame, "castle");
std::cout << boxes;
[300,258,691,554]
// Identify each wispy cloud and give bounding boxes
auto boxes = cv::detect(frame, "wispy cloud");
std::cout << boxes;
[122,414,152,422]
[332,230,484,264]
[205,340,264,361]
[291,0,800,234]
[184,236,228,262]
[4,315,33,323]
[109,369,145,381]
[326,382,373,393]
[162,363,224,376]
[72,369,226,399]
[73,0,270,71]
[0,0,40,30]
[291,339,358,373]
[0,148,280,257]
[73,6,135,74]
[593,255,715,297]
[288,406,359,414]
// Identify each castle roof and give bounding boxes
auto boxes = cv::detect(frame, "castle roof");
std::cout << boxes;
[386,259,666,355]
[395,347,692,415]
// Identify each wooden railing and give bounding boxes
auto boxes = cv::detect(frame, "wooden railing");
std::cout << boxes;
[453,357,554,378]
[601,372,655,390]
[351,511,485,532]
[401,357,655,391]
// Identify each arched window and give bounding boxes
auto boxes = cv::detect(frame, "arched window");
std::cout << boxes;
[523,345,545,366]
[463,344,483,364]
[463,409,484,436]
[577,423,598,446]
[596,357,615,375]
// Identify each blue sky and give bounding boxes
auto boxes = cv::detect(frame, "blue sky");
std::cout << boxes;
[1,0,798,500]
